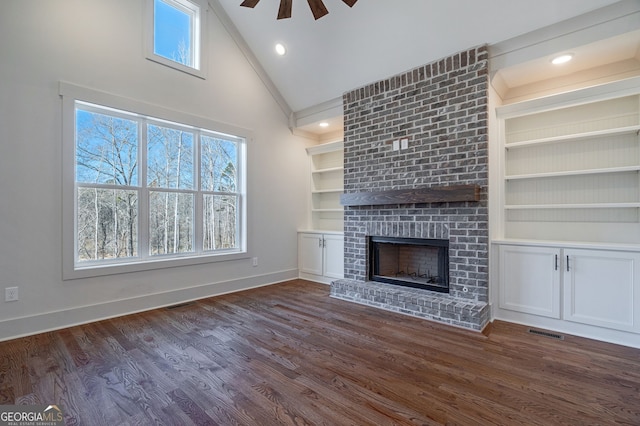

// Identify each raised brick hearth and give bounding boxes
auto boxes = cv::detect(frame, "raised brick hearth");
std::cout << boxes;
[330,45,490,331]
[332,279,489,330]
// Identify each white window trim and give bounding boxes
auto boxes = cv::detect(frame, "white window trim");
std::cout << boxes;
[144,0,208,79]
[60,82,250,280]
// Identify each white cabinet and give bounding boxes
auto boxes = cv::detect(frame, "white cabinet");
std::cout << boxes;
[299,233,324,276]
[499,245,561,319]
[499,244,640,333]
[298,232,344,284]
[300,141,344,284]
[306,141,343,232]
[563,249,640,332]
[493,80,640,344]
[322,234,345,279]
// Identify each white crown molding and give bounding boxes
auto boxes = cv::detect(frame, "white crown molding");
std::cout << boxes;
[489,0,640,74]
[208,0,293,119]
[293,96,343,128]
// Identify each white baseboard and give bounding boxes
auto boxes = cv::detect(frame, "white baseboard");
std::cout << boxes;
[493,308,640,349]
[0,269,298,342]
[298,271,336,285]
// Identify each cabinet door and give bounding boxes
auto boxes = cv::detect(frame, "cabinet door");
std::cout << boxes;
[323,234,344,279]
[298,233,323,276]
[563,249,640,332]
[499,245,561,318]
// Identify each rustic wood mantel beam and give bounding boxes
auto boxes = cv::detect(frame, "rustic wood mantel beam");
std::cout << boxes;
[340,185,480,206]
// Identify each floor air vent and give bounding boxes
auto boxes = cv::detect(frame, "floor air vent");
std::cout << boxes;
[528,328,564,340]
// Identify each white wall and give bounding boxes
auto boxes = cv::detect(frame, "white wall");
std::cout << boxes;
[0,0,310,340]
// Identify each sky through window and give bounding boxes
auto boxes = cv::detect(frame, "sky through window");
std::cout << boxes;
[153,0,193,67]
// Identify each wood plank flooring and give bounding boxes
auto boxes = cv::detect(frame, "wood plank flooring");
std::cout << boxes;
[1,279,639,425]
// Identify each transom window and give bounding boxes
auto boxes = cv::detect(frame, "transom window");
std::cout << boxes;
[146,0,205,78]
[61,83,248,279]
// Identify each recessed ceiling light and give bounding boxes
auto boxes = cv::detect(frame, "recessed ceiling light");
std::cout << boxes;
[319,122,329,128]
[275,43,286,56]
[551,54,573,65]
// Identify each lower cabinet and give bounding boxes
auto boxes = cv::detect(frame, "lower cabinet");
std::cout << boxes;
[499,245,561,319]
[499,244,640,333]
[563,249,640,332]
[298,232,344,284]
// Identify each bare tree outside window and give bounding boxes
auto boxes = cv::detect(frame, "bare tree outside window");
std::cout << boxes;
[147,124,194,255]
[201,136,238,250]
[73,102,242,267]
[76,110,138,261]
[153,0,196,68]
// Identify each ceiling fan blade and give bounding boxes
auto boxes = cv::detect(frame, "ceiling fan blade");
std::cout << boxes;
[307,0,329,20]
[240,0,260,8]
[342,0,358,7]
[277,0,292,19]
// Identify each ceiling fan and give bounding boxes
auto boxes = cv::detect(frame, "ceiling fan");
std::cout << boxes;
[240,0,358,20]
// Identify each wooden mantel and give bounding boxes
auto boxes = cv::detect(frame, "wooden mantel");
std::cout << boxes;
[340,185,480,206]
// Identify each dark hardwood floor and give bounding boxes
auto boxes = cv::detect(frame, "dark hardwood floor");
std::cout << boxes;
[1,279,639,425]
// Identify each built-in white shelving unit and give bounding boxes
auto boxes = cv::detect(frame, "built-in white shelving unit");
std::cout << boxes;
[306,141,344,232]
[493,78,640,346]
[299,141,344,284]
[500,88,640,244]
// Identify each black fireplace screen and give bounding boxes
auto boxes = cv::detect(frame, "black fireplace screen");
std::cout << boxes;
[369,236,449,293]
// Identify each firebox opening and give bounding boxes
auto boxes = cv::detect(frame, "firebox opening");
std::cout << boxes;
[368,236,449,293]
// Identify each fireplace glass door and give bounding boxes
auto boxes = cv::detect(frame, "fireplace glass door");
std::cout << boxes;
[369,236,449,293]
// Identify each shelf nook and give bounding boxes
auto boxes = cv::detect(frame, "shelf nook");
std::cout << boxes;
[498,84,640,244]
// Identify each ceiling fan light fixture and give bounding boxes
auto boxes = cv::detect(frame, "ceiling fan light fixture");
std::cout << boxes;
[275,43,286,56]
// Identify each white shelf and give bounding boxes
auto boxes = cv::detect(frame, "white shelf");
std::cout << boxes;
[499,89,640,244]
[306,140,343,155]
[493,239,640,252]
[306,141,344,232]
[505,203,640,210]
[312,189,343,194]
[312,166,344,174]
[505,125,640,149]
[505,166,640,180]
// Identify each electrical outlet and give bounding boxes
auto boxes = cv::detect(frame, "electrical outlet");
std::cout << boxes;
[252,257,258,267]
[5,287,18,302]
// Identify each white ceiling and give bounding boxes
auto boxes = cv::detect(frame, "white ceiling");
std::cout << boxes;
[215,0,620,108]
[212,0,639,136]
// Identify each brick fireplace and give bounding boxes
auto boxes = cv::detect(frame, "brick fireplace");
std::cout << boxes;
[330,45,490,331]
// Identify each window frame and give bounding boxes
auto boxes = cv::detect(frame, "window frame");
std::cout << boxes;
[61,82,249,280]
[144,0,207,79]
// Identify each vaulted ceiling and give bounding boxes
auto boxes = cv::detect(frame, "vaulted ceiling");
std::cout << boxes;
[211,0,639,135]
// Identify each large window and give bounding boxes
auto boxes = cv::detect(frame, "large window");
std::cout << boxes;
[146,0,206,78]
[61,84,247,278]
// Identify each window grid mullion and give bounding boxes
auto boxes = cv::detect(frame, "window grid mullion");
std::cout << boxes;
[139,117,150,260]
[194,130,203,253]
[76,183,140,192]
